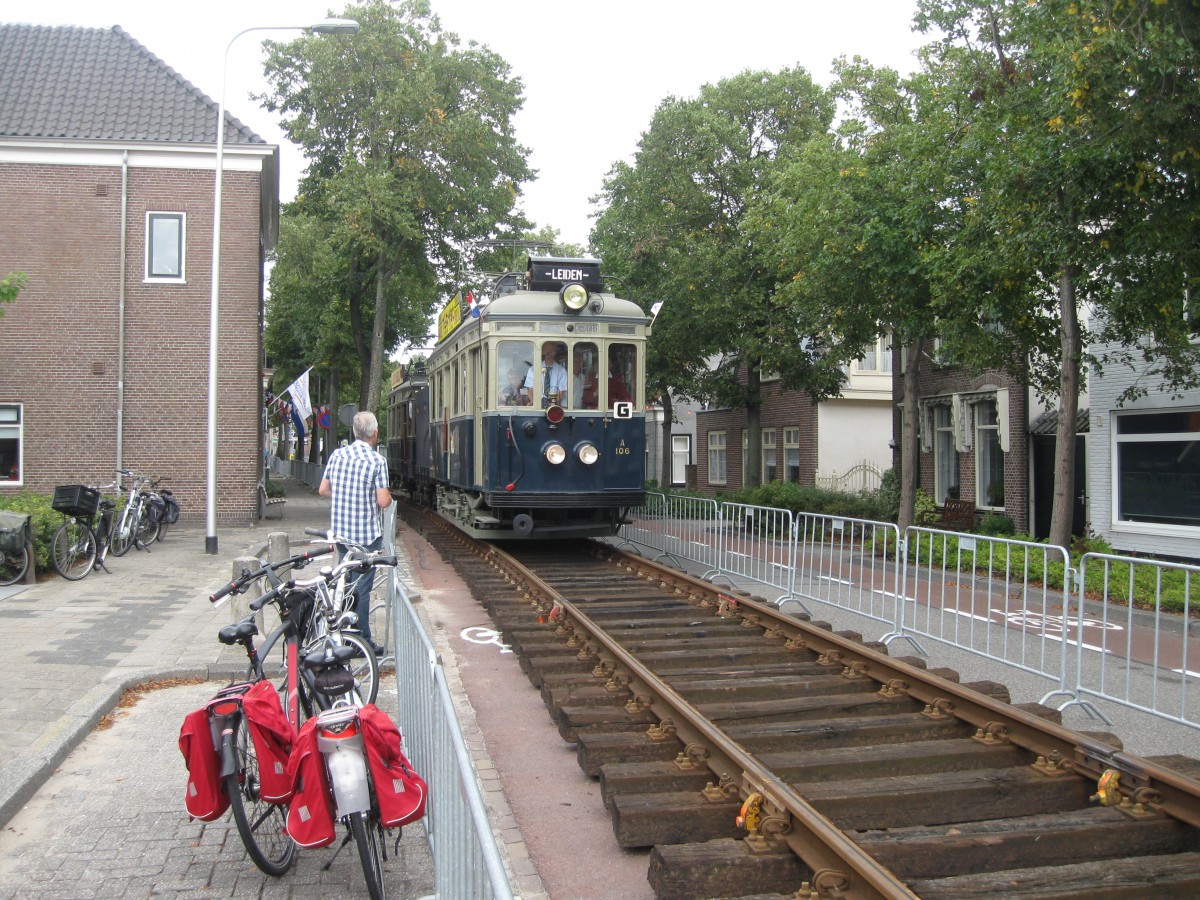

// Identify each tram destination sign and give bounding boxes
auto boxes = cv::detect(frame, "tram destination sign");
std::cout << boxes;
[527,257,604,293]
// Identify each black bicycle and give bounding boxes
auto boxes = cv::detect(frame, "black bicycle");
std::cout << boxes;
[50,481,119,580]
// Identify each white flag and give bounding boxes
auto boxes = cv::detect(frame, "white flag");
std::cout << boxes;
[286,368,313,424]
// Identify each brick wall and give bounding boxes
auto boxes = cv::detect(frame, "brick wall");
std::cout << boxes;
[0,161,263,524]
[895,361,1030,531]
[694,377,820,493]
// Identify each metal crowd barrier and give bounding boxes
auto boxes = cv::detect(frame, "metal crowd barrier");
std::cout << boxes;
[792,512,903,628]
[618,492,1200,734]
[381,505,513,899]
[892,527,1075,689]
[708,502,797,601]
[1043,552,1200,730]
[617,492,722,574]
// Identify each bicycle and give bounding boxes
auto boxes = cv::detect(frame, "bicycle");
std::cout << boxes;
[112,469,161,555]
[50,481,119,580]
[207,546,395,876]
[304,526,392,658]
[214,547,386,716]
[145,476,177,542]
[0,510,31,586]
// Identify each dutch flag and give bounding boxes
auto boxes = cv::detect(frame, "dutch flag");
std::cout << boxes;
[466,290,479,318]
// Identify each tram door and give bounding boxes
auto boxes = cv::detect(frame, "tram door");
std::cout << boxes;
[471,346,484,488]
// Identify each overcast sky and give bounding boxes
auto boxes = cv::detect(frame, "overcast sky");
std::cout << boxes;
[18,0,926,247]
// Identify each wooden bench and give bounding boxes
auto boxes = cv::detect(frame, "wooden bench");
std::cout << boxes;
[938,498,976,533]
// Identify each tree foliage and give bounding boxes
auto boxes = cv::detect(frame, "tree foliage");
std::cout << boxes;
[0,271,25,320]
[593,68,839,487]
[910,0,1200,547]
[260,0,532,411]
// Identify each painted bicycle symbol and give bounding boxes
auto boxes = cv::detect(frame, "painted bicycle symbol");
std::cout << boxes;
[460,626,513,654]
[991,609,1123,635]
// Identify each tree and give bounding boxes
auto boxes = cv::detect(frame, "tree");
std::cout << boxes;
[261,0,532,412]
[593,68,840,489]
[0,271,25,320]
[912,0,1200,549]
[750,59,957,529]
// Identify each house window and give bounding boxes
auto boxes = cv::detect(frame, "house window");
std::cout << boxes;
[975,400,1005,508]
[671,435,690,486]
[934,404,959,504]
[708,431,727,485]
[762,428,777,482]
[1115,410,1200,528]
[784,427,800,482]
[856,335,893,373]
[146,212,185,281]
[0,404,22,484]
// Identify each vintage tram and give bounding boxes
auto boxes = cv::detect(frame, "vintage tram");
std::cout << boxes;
[387,257,649,539]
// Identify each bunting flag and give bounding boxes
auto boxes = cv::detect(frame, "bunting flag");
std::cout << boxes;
[285,367,313,424]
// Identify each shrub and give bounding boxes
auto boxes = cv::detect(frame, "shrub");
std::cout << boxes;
[978,512,1016,535]
[0,491,59,573]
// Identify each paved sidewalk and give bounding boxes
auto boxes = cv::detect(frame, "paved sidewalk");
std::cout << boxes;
[0,476,336,828]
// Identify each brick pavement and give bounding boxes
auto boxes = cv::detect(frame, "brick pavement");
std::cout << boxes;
[0,477,438,898]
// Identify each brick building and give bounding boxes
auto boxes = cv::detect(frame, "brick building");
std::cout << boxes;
[893,349,1031,533]
[694,339,894,492]
[0,24,277,526]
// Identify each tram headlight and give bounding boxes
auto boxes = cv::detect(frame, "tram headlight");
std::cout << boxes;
[576,442,599,465]
[559,282,588,312]
[544,442,567,465]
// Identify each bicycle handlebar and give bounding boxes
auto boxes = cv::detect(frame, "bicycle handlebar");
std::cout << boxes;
[208,544,335,603]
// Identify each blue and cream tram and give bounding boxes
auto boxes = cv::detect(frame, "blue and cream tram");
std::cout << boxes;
[388,257,649,539]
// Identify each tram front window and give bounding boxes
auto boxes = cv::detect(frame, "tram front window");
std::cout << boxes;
[571,343,599,410]
[497,340,533,406]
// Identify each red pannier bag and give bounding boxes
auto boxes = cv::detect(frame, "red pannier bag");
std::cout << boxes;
[178,707,229,822]
[359,704,428,827]
[285,717,336,848]
[241,680,296,804]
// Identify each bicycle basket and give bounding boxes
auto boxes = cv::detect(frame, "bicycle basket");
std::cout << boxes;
[51,484,100,518]
[0,510,31,552]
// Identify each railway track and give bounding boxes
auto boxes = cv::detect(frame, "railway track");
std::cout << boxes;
[403,507,1200,899]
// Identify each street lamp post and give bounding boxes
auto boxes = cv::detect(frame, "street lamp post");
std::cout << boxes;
[205,18,359,555]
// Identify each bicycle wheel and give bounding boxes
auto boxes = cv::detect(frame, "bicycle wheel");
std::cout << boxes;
[52,519,96,580]
[335,631,379,706]
[136,504,160,547]
[226,714,296,877]
[0,545,29,586]
[349,810,387,900]
[109,507,134,557]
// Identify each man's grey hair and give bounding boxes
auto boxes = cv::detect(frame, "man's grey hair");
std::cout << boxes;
[352,411,379,442]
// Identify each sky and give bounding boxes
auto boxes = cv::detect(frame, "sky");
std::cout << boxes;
[15,0,927,248]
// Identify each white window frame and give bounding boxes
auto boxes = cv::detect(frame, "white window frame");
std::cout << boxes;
[974,399,1005,509]
[1112,408,1200,532]
[708,430,727,486]
[783,426,800,483]
[761,428,777,483]
[671,435,690,486]
[0,403,23,487]
[145,211,186,282]
[933,403,959,504]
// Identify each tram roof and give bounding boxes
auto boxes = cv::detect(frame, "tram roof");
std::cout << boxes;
[481,289,646,321]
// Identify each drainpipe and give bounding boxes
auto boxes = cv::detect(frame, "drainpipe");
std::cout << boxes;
[115,150,129,476]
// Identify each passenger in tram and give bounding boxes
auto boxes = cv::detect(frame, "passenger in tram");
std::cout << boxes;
[572,347,599,409]
[498,367,530,406]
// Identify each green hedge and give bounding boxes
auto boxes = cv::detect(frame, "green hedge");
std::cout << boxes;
[0,491,60,573]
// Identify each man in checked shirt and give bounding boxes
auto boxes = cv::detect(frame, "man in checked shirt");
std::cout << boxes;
[319,410,392,654]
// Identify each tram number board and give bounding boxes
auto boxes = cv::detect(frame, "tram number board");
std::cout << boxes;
[613,401,633,419]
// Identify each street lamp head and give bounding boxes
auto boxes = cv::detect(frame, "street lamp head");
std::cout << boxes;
[308,18,360,35]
